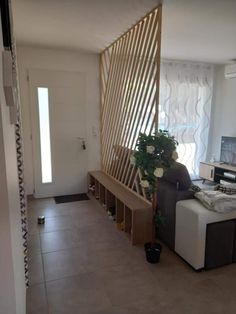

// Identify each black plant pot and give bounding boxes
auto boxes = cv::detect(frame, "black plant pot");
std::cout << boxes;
[144,242,162,264]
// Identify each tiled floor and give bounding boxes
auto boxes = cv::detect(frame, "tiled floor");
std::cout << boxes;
[27,195,236,314]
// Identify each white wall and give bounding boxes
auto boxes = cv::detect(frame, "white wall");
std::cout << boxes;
[17,46,100,195]
[207,65,236,161]
[0,20,26,314]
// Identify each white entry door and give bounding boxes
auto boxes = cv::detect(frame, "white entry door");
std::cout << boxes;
[28,69,87,198]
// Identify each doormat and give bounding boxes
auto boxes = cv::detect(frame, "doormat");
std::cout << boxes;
[54,193,90,204]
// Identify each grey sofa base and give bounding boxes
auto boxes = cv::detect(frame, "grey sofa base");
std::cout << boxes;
[205,219,236,269]
[176,220,236,271]
[175,199,236,270]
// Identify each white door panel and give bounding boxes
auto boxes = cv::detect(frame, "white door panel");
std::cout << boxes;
[28,69,87,198]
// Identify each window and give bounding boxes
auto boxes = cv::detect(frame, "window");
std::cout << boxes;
[159,61,213,179]
[37,87,52,183]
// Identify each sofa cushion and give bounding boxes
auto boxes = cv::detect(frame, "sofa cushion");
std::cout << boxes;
[163,162,192,190]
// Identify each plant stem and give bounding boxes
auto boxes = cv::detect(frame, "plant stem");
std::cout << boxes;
[151,179,158,246]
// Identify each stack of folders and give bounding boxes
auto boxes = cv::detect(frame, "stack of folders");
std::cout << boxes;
[220,179,231,185]
[223,172,236,180]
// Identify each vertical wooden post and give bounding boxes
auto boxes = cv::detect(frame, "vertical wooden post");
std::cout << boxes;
[155,5,162,135]
[151,179,158,244]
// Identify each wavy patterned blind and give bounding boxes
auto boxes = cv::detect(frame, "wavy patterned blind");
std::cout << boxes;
[159,61,213,178]
[100,6,162,199]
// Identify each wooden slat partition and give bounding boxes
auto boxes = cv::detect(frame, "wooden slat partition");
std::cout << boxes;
[100,5,162,200]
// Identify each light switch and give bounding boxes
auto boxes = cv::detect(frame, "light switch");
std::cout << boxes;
[92,126,98,137]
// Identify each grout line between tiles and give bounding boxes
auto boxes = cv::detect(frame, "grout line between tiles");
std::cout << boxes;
[39,238,128,256]
[38,227,50,314]
[41,270,96,285]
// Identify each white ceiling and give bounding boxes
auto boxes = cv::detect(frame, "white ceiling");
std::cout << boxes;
[12,0,236,64]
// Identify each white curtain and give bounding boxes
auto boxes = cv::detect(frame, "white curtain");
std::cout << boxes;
[159,60,213,179]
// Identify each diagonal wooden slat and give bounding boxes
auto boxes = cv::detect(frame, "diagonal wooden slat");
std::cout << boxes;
[108,22,145,176]
[101,43,121,168]
[114,13,156,180]
[100,5,162,200]
[102,31,135,171]
[118,13,159,182]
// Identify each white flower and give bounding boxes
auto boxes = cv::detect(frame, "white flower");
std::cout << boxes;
[140,180,149,188]
[154,167,164,178]
[172,151,178,161]
[130,155,136,165]
[146,145,155,154]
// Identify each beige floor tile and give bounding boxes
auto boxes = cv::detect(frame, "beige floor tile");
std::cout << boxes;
[27,233,41,256]
[27,206,54,217]
[46,273,112,314]
[28,213,76,236]
[40,229,80,253]
[26,284,48,314]
[27,218,40,235]
[28,197,56,210]
[100,268,159,307]
[43,248,87,281]
[28,254,45,286]
[39,215,75,233]
[27,206,69,220]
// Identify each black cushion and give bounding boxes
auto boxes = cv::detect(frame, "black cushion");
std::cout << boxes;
[162,162,192,190]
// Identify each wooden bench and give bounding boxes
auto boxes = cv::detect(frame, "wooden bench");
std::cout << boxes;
[88,170,152,245]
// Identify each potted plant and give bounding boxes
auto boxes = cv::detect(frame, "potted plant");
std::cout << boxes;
[131,130,178,263]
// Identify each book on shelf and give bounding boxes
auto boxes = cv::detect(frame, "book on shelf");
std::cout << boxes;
[223,172,236,180]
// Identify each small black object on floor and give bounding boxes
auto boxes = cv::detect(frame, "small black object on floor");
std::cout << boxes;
[54,193,90,204]
[144,242,162,264]
[38,216,45,224]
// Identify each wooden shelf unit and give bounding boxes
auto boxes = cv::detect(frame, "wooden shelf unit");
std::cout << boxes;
[200,161,236,183]
[88,171,152,245]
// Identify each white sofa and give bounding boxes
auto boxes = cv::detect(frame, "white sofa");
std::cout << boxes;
[175,199,236,270]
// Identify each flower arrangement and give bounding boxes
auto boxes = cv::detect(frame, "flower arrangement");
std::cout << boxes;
[131,130,178,194]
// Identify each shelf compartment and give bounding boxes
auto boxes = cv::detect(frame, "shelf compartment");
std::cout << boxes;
[106,190,115,208]
[116,199,124,224]
[215,173,236,183]
[94,179,99,199]
[106,190,116,216]
[99,184,106,207]
[88,174,96,195]
[124,206,132,233]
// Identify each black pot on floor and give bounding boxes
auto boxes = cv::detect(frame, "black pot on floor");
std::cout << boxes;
[144,242,162,264]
